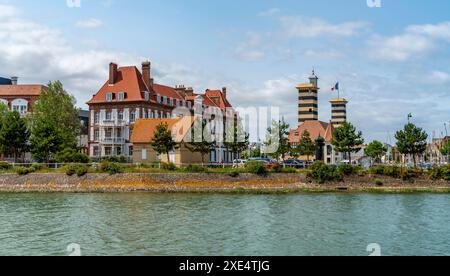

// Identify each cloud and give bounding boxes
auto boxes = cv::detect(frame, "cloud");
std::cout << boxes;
[368,21,450,62]
[0,4,18,18]
[258,8,280,17]
[233,32,266,62]
[75,18,104,29]
[280,16,369,38]
[427,71,450,84]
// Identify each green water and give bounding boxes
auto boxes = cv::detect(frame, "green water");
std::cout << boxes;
[0,193,449,256]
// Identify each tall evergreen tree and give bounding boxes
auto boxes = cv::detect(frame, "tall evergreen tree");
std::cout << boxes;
[395,123,428,167]
[331,122,365,165]
[150,122,178,164]
[0,111,29,162]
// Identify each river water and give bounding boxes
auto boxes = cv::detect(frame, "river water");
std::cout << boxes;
[0,193,449,256]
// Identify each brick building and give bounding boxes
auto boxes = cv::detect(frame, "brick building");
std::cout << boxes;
[0,77,46,116]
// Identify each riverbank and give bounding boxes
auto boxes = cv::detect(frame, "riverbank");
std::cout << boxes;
[0,173,449,194]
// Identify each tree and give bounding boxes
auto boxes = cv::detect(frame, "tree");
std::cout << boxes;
[395,123,428,167]
[29,118,61,163]
[224,122,249,161]
[30,81,80,161]
[186,120,216,165]
[264,119,290,160]
[331,122,364,165]
[150,122,179,164]
[441,141,450,162]
[294,131,317,161]
[365,140,388,163]
[0,111,30,162]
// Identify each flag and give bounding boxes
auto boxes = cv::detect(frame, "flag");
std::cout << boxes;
[331,82,339,91]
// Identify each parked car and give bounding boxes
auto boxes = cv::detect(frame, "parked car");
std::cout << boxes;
[248,158,279,168]
[232,159,247,168]
[282,159,306,169]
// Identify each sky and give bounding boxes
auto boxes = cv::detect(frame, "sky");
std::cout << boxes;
[0,0,450,143]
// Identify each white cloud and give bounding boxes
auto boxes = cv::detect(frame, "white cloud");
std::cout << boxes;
[233,32,266,62]
[0,4,18,18]
[428,71,450,84]
[75,18,104,29]
[368,34,434,62]
[368,21,450,62]
[258,8,280,17]
[280,16,369,38]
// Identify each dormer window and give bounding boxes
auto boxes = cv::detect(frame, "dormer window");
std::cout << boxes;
[157,94,162,103]
[106,93,114,102]
[162,96,167,105]
[144,91,150,101]
[118,92,126,101]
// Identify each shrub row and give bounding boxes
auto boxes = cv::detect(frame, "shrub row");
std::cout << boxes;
[429,165,450,181]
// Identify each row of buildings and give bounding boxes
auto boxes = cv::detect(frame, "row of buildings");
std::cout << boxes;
[0,61,238,164]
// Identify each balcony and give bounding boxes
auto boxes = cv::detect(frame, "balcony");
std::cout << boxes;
[100,137,126,144]
[100,119,127,127]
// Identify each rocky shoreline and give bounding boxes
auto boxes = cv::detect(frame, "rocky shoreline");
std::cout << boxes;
[0,173,449,193]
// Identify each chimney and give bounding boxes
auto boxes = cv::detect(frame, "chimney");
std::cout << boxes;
[142,61,153,89]
[185,87,194,96]
[11,77,18,85]
[222,87,227,98]
[175,85,187,98]
[109,63,118,85]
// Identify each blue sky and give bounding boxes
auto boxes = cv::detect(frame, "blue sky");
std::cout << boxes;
[1,0,450,142]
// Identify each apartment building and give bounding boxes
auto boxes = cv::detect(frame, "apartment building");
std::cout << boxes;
[86,61,234,161]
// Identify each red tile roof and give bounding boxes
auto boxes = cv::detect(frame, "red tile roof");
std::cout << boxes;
[131,117,196,144]
[153,84,184,100]
[289,121,334,143]
[205,89,232,108]
[87,66,149,104]
[0,85,46,96]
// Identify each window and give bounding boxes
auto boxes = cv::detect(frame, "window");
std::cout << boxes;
[144,91,150,101]
[116,147,122,156]
[157,94,162,103]
[162,96,167,105]
[105,147,112,156]
[106,111,112,120]
[129,146,134,156]
[118,92,126,101]
[94,112,100,124]
[188,101,192,109]
[118,111,124,121]
[106,93,114,102]
[11,99,28,115]
[94,130,99,141]
[169,98,174,106]
[93,146,100,157]
[142,149,147,160]
[130,111,136,122]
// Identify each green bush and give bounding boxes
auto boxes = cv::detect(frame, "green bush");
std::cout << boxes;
[101,156,128,163]
[337,164,362,176]
[161,162,177,171]
[429,165,450,181]
[15,166,35,175]
[307,162,343,184]
[281,167,298,174]
[181,164,208,173]
[31,164,47,172]
[369,165,403,178]
[65,164,88,177]
[374,178,384,186]
[0,161,12,170]
[100,161,124,175]
[228,171,240,178]
[57,148,89,163]
[245,161,268,176]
